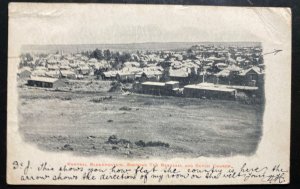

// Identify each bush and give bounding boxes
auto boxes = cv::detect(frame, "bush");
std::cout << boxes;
[106,135,132,145]
[119,106,132,111]
[90,98,103,103]
[90,96,112,103]
[61,144,74,151]
[135,140,146,147]
[135,140,170,148]
[108,81,122,92]
[60,97,72,101]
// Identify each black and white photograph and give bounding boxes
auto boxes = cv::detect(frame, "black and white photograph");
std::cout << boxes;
[18,42,265,158]
[7,3,291,185]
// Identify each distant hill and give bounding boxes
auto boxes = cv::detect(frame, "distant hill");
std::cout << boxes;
[21,42,261,54]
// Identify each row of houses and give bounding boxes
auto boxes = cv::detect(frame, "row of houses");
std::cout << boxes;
[18,68,84,80]
[135,81,238,100]
[20,44,264,101]
[25,74,256,101]
[99,64,263,88]
[100,66,164,82]
[19,44,263,83]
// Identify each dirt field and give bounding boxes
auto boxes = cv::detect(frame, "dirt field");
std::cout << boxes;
[18,84,264,159]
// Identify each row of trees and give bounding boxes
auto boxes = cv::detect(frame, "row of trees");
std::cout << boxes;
[19,53,34,68]
[87,49,133,63]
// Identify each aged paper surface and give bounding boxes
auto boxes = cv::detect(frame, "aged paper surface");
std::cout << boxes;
[7,3,291,185]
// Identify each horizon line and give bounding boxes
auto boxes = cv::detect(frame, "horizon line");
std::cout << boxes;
[22,41,262,46]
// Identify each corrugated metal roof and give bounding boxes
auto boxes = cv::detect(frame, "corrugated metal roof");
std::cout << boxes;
[60,70,75,75]
[215,69,230,77]
[239,66,262,76]
[142,82,165,86]
[166,81,179,85]
[103,71,117,77]
[169,68,189,78]
[184,84,236,92]
[29,77,58,83]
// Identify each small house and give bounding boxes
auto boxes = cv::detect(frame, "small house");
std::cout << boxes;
[27,77,66,88]
[60,70,76,79]
[78,66,90,75]
[18,67,31,79]
[141,81,180,96]
[35,66,47,71]
[47,59,58,65]
[168,68,191,85]
[165,81,180,90]
[47,65,60,71]
[141,81,166,95]
[137,70,163,82]
[239,66,263,86]
[124,61,140,67]
[45,70,60,78]
[59,65,71,70]
[101,71,117,80]
[31,70,46,77]
[184,83,236,100]
[116,72,135,82]
[214,65,242,85]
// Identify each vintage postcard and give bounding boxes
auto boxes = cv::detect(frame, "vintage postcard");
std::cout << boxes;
[7,3,291,185]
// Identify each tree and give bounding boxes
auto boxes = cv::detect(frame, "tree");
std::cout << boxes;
[24,53,33,61]
[90,48,103,60]
[19,53,33,68]
[111,61,123,70]
[119,53,131,63]
[103,49,111,61]
[187,48,193,54]
[81,51,90,57]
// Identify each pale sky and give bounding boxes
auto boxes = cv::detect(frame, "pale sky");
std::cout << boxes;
[9,3,291,45]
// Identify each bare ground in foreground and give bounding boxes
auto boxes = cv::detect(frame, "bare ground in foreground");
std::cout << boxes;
[18,86,264,159]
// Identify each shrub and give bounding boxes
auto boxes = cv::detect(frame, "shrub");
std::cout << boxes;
[61,97,72,101]
[119,106,132,111]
